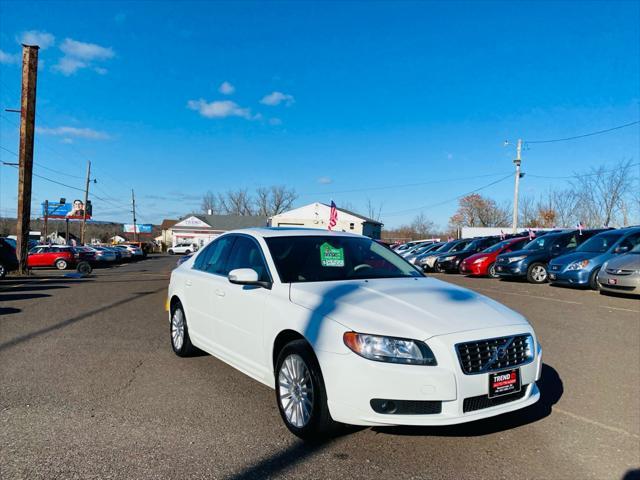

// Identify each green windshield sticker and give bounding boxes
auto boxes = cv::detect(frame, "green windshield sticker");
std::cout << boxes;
[320,242,345,267]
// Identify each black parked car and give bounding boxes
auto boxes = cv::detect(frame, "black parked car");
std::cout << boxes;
[0,237,19,279]
[495,229,608,284]
[434,236,502,273]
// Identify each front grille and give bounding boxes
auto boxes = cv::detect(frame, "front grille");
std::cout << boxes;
[606,268,633,276]
[456,334,532,375]
[463,385,528,413]
[370,399,442,415]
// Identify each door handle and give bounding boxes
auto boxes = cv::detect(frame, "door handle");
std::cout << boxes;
[215,289,226,297]
[185,280,192,287]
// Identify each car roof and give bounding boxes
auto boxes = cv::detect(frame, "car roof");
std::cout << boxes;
[228,227,364,239]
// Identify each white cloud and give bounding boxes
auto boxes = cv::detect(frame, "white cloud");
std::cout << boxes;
[0,49,18,64]
[53,38,114,75]
[187,99,257,120]
[317,176,333,185]
[260,91,295,107]
[36,126,110,140]
[60,38,114,60]
[18,30,55,49]
[218,81,235,95]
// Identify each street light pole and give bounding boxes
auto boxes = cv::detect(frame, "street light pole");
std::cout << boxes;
[512,139,522,233]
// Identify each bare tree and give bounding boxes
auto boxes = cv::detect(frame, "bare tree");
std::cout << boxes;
[201,191,220,214]
[217,189,254,216]
[366,198,383,221]
[519,195,537,227]
[546,188,575,227]
[410,212,436,237]
[570,159,636,226]
[255,186,298,216]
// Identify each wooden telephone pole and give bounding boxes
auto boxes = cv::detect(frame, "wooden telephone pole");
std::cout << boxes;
[80,160,91,244]
[16,44,39,275]
[131,189,138,242]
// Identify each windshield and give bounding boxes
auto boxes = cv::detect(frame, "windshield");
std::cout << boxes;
[576,232,624,253]
[483,239,515,253]
[523,234,562,251]
[450,240,471,253]
[265,235,423,283]
[463,239,484,251]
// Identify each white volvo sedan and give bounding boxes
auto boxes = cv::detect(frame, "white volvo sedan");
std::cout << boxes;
[167,228,542,439]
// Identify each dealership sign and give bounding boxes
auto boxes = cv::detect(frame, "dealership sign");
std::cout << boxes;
[123,224,153,233]
[42,200,92,220]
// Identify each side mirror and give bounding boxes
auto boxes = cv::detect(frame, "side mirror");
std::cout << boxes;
[615,245,630,254]
[228,268,271,289]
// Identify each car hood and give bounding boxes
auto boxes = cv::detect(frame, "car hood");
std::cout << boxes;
[604,253,640,270]
[463,251,494,263]
[497,248,546,261]
[289,277,528,340]
[551,251,602,265]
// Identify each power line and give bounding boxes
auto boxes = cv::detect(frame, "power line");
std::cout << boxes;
[525,120,640,145]
[384,173,513,218]
[299,171,512,197]
[526,161,640,180]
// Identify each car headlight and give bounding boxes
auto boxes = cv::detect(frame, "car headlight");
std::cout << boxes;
[508,255,526,263]
[343,332,437,365]
[473,256,487,264]
[442,255,455,261]
[601,261,609,270]
[567,259,590,270]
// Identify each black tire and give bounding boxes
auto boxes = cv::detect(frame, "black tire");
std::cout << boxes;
[589,268,601,291]
[527,262,548,284]
[168,250,174,255]
[77,261,92,275]
[274,340,339,440]
[55,259,68,270]
[185,250,191,255]
[435,263,446,273]
[170,302,197,357]
[0,263,7,279]
[487,262,499,278]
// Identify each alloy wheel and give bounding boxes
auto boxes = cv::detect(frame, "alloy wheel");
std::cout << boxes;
[532,265,547,282]
[171,308,185,351]
[278,354,314,428]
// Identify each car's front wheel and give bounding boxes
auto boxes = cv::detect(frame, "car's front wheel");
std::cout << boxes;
[170,302,197,357]
[487,262,498,278]
[168,249,174,255]
[275,340,338,440]
[589,267,601,291]
[0,262,7,279]
[527,262,548,283]
[55,259,68,270]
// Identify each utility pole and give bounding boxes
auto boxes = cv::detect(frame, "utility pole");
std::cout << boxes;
[511,138,522,233]
[16,44,39,275]
[80,160,91,244]
[43,199,48,241]
[131,189,138,242]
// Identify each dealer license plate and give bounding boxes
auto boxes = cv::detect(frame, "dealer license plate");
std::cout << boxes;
[488,368,521,398]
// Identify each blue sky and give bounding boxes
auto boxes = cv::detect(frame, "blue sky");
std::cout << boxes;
[1,0,638,228]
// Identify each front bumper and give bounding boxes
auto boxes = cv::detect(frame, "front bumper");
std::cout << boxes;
[495,262,526,278]
[548,268,590,286]
[597,270,640,295]
[318,327,542,426]
[460,261,488,276]
[436,259,461,272]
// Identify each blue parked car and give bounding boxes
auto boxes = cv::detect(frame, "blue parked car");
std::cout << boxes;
[548,227,640,290]
[495,229,607,284]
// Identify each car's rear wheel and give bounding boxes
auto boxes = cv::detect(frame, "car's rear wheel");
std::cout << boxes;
[275,340,339,440]
[589,267,601,291]
[77,261,92,275]
[55,259,68,270]
[527,262,548,283]
[0,263,7,279]
[487,262,498,278]
[170,302,197,357]
[185,250,191,255]
[168,249,174,255]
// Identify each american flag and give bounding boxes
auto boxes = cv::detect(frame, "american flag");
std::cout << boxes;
[500,230,505,240]
[577,221,584,235]
[328,200,338,230]
[528,228,536,240]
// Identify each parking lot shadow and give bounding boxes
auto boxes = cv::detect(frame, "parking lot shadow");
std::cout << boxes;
[0,292,51,302]
[374,363,563,438]
[0,307,21,316]
[622,469,640,480]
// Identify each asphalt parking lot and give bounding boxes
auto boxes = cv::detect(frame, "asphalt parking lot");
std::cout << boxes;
[1,255,638,479]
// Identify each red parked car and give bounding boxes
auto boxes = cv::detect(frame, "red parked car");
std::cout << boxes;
[460,236,530,278]
[28,245,78,270]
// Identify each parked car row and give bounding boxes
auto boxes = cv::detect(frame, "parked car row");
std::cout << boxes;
[0,239,146,278]
[392,226,640,297]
